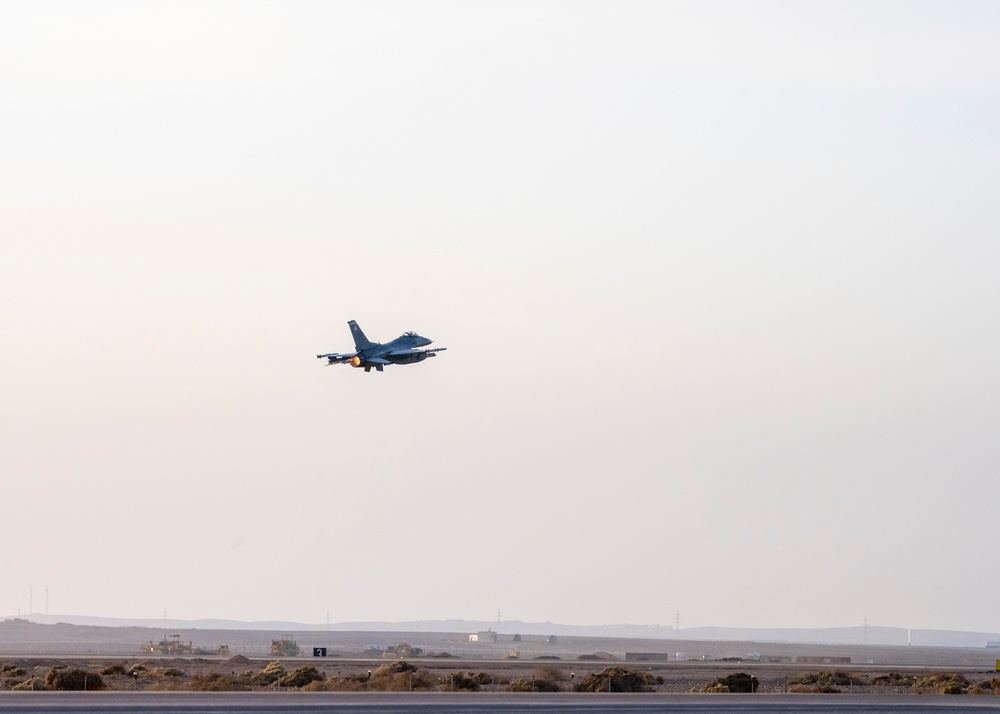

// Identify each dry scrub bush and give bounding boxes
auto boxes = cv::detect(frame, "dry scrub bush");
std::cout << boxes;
[699,672,758,693]
[788,684,840,694]
[12,677,47,691]
[573,666,660,693]
[278,666,324,688]
[369,661,432,691]
[791,670,867,687]
[253,661,286,686]
[314,675,368,692]
[45,668,105,691]
[535,665,566,683]
[870,672,913,687]
[158,667,185,677]
[377,661,416,676]
[187,673,251,692]
[316,661,434,692]
[507,677,561,692]
[99,663,127,676]
[970,678,1000,695]
[445,672,481,691]
[1,663,27,690]
[915,673,969,695]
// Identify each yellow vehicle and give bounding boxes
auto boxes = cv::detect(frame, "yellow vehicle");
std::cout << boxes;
[270,635,300,656]
[146,635,193,655]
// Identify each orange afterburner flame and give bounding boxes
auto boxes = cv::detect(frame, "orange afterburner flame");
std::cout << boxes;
[348,356,363,368]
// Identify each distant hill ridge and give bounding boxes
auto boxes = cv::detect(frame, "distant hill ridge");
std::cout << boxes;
[3,614,998,648]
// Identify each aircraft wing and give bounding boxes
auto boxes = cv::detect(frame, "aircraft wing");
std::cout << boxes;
[385,347,448,357]
[317,352,358,364]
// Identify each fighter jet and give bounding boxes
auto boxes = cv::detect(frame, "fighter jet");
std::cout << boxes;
[317,320,446,373]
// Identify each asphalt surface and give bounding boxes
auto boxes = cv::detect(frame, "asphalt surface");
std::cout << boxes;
[2,693,1000,713]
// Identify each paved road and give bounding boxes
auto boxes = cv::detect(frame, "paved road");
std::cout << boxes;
[2,693,1000,713]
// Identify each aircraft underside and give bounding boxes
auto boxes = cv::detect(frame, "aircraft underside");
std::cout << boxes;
[350,352,437,372]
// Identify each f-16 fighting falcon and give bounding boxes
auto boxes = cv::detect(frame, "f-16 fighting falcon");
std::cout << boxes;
[317,320,446,373]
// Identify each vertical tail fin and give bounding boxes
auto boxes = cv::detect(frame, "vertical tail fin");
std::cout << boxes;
[348,320,376,351]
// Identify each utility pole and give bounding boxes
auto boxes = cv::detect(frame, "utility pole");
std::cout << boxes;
[46,586,49,616]
[675,611,681,636]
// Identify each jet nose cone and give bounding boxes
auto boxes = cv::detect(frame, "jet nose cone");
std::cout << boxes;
[421,337,433,346]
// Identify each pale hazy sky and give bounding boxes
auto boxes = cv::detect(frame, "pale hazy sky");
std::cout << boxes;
[2,1,999,633]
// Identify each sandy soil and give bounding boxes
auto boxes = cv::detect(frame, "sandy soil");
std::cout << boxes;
[2,655,999,695]
[2,622,998,695]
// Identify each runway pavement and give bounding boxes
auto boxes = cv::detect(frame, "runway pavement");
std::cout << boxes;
[2,693,1000,713]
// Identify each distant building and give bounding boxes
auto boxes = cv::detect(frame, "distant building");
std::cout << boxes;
[469,629,498,643]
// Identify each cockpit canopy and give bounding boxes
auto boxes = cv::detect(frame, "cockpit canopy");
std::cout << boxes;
[402,331,419,337]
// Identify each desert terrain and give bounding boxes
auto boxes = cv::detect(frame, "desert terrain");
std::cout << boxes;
[1,619,998,696]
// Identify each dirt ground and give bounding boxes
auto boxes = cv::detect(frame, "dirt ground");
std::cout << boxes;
[2,621,998,695]
[2,655,999,695]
